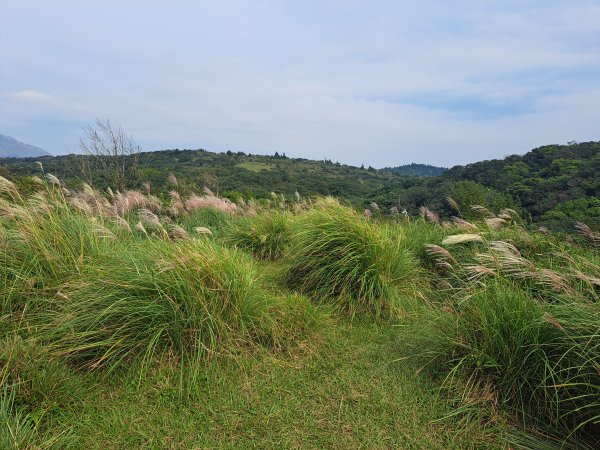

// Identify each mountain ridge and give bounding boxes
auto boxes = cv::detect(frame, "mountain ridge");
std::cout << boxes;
[0,134,51,158]
[381,163,447,176]
[0,141,598,229]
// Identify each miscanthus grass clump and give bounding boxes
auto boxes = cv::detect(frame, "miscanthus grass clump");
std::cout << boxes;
[40,238,303,374]
[283,198,423,318]
[419,280,600,446]
[225,211,291,260]
[180,206,235,238]
[411,214,600,446]
[0,178,113,314]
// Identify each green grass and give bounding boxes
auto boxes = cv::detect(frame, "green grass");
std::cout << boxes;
[411,229,600,447]
[236,161,275,172]
[179,206,236,238]
[284,198,424,318]
[38,238,314,377]
[0,187,111,313]
[2,178,598,448]
[0,335,85,449]
[41,322,507,449]
[225,211,291,260]
[1,384,39,450]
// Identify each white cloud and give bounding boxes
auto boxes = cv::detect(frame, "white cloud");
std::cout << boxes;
[9,89,55,104]
[0,1,598,166]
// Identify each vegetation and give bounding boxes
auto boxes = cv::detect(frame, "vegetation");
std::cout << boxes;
[441,141,600,228]
[0,149,420,208]
[226,210,292,260]
[406,207,600,447]
[381,162,447,176]
[284,198,422,318]
[40,238,294,375]
[1,144,599,447]
[2,141,597,232]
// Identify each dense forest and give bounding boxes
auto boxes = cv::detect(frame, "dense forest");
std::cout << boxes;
[399,141,600,229]
[381,163,447,176]
[0,141,598,230]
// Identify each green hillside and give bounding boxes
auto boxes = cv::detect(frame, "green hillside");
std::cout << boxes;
[443,141,600,226]
[392,141,600,230]
[0,149,423,207]
[381,162,447,176]
[1,141,598,230]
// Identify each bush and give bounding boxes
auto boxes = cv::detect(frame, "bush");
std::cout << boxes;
[284,198,422,318]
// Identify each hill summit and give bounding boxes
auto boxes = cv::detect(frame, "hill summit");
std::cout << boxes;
[0,134,51,158]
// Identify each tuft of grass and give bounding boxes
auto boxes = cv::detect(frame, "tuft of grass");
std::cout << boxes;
[1,336,90,412]
[0,336,82,449]
[413,279,600,446]
[401,217,449,268]
[1,384,37,450]
[225,211,291,260]
[0,186,111,314]
[283,198,423,318]
[180,207,235,238]
[38,238,317,376]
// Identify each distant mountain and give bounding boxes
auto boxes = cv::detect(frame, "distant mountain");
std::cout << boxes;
[381,163,447,176]
[0,134,51,158]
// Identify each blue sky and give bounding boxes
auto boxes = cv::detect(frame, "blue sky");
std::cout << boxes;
[0,0,598,167]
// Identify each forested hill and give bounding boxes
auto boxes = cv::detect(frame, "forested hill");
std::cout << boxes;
[0,141,598,229]
[389,141,599,230]
[442,141,600,225]
[0,149,421,206]
[381,163,446,176]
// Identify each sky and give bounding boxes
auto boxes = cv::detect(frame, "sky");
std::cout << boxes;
[0,0,598,168]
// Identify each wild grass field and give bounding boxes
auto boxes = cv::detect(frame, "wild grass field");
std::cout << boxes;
[1,172,599,449]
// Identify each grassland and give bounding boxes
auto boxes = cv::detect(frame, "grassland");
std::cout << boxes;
[235,161,275,173]
[1,173,599,448]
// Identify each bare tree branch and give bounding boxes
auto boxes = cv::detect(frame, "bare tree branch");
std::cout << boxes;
[77,118,141,191]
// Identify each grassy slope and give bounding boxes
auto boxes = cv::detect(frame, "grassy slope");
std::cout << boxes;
[55,322,504,449]
[9,180,592,448]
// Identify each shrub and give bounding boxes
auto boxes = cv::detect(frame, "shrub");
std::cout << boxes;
[283,198,422,318]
